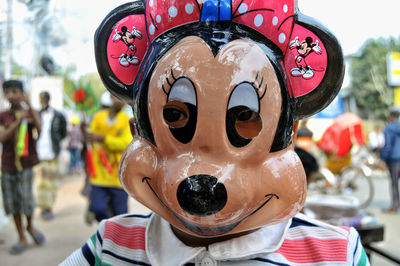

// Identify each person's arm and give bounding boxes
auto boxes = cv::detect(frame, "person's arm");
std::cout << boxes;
[85,113,104,143]
[103,119,133,151]
[29,109,41,136]
[85,121,132,152]
[60,232,98,265]
[380,129,392,162]
[0,114,22,143]
[349,227,370,265]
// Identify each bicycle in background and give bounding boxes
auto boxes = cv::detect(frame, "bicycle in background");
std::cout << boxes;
[306,148,374,209]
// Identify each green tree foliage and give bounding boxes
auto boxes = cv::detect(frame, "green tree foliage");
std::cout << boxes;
[55,64,107,111]
[54,64,76,108]
[348,37,400,119]
[86,73,107,99]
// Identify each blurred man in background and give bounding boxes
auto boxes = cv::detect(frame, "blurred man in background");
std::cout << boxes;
[68,115,83,174]
[0,80,45,254]
[85,94,132,222]
[380,110,400,213]
[35,91,67,220]
[369,125,385,155]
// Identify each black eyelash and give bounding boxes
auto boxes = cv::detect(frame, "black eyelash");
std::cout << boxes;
[258,76,264,90]
[252,72,259,86]
[166,74,172,86]
[260,84,267,100]
[162,69,178,96]
[171,68,177,80]
[252,72,266,99]
[162,84,168,95]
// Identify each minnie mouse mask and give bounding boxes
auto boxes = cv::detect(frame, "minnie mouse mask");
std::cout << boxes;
[95,0,344,237]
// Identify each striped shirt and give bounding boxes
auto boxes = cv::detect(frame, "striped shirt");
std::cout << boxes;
[61,213,369,266]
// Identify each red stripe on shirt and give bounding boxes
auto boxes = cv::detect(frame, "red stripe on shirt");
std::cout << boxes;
[104,221,146,250]
[277,237,348,263]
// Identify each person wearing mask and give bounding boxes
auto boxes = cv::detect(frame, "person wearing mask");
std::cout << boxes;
[62,2,368,265]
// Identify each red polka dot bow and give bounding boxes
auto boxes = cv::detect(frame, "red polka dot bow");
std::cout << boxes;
[146,0,296,52]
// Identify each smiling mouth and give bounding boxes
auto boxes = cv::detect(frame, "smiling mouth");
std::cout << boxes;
[142,177,279,236]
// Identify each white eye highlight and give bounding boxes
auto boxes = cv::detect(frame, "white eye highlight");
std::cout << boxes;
[168,77,196,105]
[227,82,259,112]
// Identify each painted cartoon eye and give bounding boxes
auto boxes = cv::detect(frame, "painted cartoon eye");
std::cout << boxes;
[235,108,262,139]
[163,101,189,128]
[164,77,197,144]
[226,82,262,147]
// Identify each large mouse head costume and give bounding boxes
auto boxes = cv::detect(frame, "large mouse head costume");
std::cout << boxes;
[95,0,343,238]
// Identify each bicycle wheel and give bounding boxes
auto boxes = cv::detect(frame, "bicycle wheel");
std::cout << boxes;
[339,167,374,208]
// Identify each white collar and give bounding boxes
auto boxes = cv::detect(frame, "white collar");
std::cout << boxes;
[146,214,291,266]
[42,107,54,115]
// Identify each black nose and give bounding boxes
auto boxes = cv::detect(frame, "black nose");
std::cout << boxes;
[177,175,227,216]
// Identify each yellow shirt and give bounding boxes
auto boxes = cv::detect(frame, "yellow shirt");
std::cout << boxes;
[89,109,132,188]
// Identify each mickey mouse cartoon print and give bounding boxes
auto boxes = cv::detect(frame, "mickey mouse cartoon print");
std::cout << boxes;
[94,0,344,237]
[289,36,322,79]
[112,25,143,66]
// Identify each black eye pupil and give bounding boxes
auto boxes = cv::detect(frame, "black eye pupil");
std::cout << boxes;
[163,108,182,122]
[237,109,253,121]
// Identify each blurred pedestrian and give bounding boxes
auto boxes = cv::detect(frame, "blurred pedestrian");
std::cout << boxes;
[296,119,314,150]
[85,94,132,222]
[100,90,113,109]
[68,115,82,173]
[0,80,45,254]
[80,91,113,225]
[35,91,67,220]
[368,125,385,155]
[295,120,319,182]
[380,110,400,213]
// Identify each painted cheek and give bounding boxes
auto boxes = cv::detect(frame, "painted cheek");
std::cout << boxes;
[232,150,306,230]
[119,139,186,227]
[262,149,306,206]
[119,138,159,198]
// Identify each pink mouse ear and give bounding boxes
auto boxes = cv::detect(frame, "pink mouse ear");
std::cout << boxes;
[283,13,344,121]
[95,1,149,105]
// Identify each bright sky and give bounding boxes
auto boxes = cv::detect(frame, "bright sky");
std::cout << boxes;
[1,0,399,77]
[299,0,400,55]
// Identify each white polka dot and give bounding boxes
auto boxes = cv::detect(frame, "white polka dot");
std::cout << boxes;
[283,4,288,13]
[238,3,248,13]
[149,0,153,7]
[156,15,161,23]
[272,16,278,26]
[149,24,155,35]
[169,6,178,18]
[279,33,286,43]
[254,14,263,27]
[185,3,194,14]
